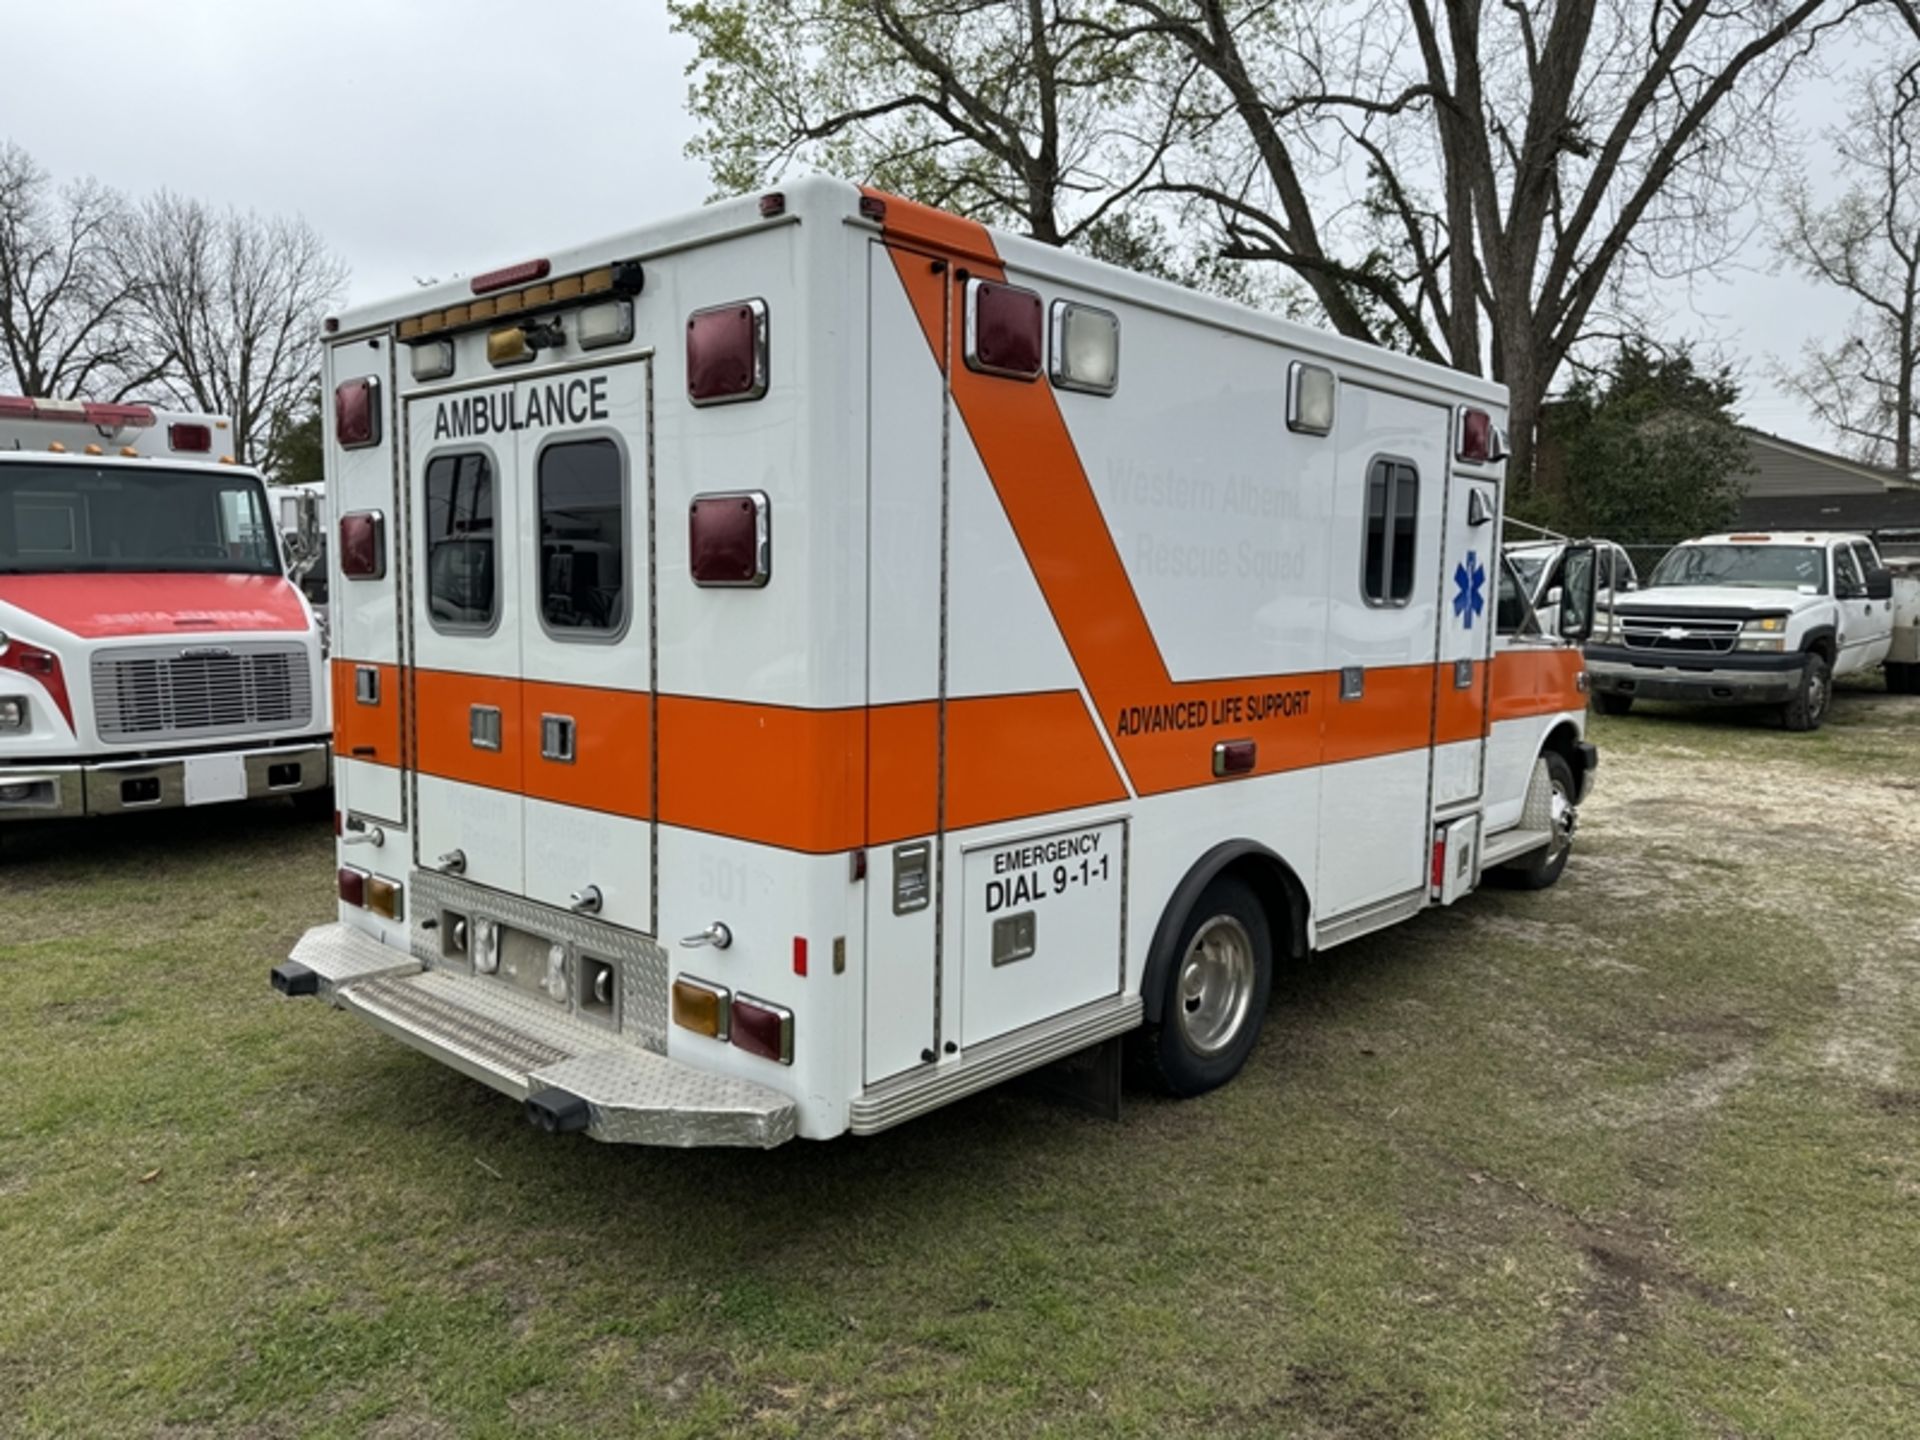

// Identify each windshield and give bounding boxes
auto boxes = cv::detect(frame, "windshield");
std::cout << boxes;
[0,462,279,576]
[1649,544,1826,594]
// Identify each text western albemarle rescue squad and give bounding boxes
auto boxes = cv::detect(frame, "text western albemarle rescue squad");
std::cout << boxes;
[1113,686,1311,737]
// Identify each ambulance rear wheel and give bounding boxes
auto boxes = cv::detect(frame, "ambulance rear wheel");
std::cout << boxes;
[1137,875,1272,1098]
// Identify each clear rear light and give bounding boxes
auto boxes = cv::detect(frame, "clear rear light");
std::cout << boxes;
[688,492,770,587]
[335,376,381,448]
[339,511,386,580]
[169,422,212,452]
[965,279,1042,379]
[686,300,769,405]
[1049,300,1119,394]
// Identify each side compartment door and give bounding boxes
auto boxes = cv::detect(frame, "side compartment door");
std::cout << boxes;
[406,415,523,894]
[1431,471,1496,810]
[864,241,945,1084]
[516,362,654,933]
[1317,384,1447,919]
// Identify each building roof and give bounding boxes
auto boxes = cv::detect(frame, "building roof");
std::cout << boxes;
[1737,428,1920,500]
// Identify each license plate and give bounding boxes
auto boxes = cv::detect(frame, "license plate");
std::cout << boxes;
[183,754,248,806]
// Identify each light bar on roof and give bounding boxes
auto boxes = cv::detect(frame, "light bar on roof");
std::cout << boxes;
[397,261,642,342]
[0,395,156,428]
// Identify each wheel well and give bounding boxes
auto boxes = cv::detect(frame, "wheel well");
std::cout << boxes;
[1140,841,1308,1024]
[1802,626,1837,664]
[1540,719,1587,789]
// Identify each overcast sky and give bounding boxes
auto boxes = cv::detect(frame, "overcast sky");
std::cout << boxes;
[1,0,1882,450]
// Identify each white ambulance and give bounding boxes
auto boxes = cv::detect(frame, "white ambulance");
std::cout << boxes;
[0,398,332,827]
[276,179,1599,1147]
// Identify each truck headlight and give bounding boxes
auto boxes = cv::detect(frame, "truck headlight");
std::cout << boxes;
[1736,616,1788,652]
[0,696,27,732]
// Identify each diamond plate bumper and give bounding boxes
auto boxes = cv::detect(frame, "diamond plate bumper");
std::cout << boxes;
[278,922,797,1148]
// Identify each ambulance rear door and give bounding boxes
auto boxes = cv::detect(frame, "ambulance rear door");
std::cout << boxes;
[406,359,654,933]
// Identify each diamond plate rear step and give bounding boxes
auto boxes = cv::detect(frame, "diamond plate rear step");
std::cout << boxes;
[279,922,797,1148]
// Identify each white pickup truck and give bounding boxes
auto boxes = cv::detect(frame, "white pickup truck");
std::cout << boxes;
[1584,531,1896,731]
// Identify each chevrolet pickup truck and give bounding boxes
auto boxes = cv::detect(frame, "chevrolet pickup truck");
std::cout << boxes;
[1585,531,1895,731]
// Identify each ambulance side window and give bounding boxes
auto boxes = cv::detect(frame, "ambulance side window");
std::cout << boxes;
[1362,458,1418,606]
[425,452,497,630]
[538,438,626,634]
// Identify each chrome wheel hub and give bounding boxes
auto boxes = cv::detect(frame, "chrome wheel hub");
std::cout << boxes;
[1177,914,1255,1056]
[1549,781,1577,855]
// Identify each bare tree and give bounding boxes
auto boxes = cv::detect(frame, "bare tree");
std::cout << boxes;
[1778,61,1920,471]
[670,0,1201,253]
[0,143,167,401]
[118,193,347,464]
[1089,0,1874,493]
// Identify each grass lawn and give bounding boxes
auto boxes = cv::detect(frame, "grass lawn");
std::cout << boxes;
[3,682,1918,1438]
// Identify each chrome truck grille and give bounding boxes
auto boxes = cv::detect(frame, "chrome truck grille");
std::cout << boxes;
[91,643,312,740]
[1617,612,1743,655]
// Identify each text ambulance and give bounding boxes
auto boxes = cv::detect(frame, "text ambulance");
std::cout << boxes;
[0,399,331,825]
[276,178,1598,1147]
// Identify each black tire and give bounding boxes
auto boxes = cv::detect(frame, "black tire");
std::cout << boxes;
[1500,751,1577,891]
[1592,692,1634,717]
[1134,875,1274,1099]
[1781,652,1831,732]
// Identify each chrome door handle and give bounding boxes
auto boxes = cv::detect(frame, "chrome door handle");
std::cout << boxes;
[680,921,732,950]
[569,885,603,915]
[341,823,384,848]
[436,849,466,874]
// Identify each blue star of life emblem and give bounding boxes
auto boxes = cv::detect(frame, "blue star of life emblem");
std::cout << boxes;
[1453,551,1487,630]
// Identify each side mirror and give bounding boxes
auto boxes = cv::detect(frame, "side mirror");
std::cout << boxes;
[1866,566,1894,601]
[1558,544,1597,642]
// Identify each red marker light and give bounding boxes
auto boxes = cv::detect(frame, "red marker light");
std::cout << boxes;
[966,280,1043,379]
[1457,407,1497,463]
[730,994,794,1064]
[759,192,786,218]
[334,376,381,449]
[793,936,808,978]
[1212,739,1257,777]
[1430,837,1446,892]
[688,492,769,587]
[338,511,385,579]
[169,422,212,453]
[471,258,550,294]
[337,866,368,907]
[687,300,769,405]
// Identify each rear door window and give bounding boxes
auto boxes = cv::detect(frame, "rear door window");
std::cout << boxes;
[538,438,626,634]
[425,452,497,630]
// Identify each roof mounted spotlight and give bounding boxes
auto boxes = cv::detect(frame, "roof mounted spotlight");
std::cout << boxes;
[522,317,567,352]
[610,260,645,296]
